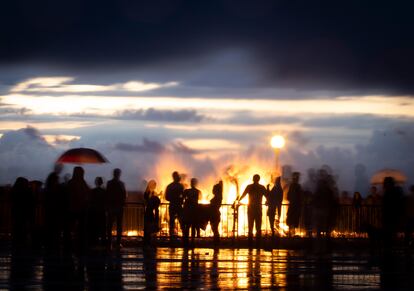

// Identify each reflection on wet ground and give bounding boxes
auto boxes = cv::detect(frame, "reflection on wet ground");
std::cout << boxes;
[1,245,413,290]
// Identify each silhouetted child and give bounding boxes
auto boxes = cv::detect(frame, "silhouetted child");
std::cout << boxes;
[143,180,160,246]
[210,180,223,244]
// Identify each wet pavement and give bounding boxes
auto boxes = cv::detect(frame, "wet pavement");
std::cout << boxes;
[1,245,414,290]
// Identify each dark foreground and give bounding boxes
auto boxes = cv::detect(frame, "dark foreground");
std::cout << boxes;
[1,243,414,290]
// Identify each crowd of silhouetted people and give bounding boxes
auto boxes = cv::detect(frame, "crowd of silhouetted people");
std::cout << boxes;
[3,164,414,252]
[9,165,126,251]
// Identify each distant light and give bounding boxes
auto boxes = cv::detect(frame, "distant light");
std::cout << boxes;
[270,135,285,149]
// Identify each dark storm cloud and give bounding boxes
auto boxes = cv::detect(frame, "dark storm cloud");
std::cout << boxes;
[2,0,414,94]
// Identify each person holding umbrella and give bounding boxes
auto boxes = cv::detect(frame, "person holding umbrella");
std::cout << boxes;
[106,168,127,248]
[68,166,90,251]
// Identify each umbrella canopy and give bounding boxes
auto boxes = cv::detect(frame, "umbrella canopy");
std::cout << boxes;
[370,168,407,185]
[56,148,109,164]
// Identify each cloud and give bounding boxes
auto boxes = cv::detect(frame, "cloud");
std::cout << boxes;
[0,126,57,183]
[1,124,414,194]
[3,1,414,94]
[303,114,414,130]
[9,77,179,94]
[115,139,165,153]
[122,81,178,92]
[115,108,205,122]
[114,139,199,155]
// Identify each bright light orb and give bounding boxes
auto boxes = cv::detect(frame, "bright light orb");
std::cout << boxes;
[270,135,285,149]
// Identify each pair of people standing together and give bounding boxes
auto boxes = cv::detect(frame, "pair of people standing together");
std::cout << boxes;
[165,172,223,246]
[237,172,302,244]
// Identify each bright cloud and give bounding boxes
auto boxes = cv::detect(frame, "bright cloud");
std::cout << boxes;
[9,77,179,93]
[122,81,178,92]
[3,94,414,118]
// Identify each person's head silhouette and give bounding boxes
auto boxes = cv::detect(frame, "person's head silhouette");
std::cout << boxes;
[172,171,181,183]
[190,178,198,188]
[113,168,121,180]
[253,174,260,184]
[73,166,84,180]
[383,176,395,190]
[95,177,103,188]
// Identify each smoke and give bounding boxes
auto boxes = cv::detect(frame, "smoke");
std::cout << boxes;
[0,126,413,195]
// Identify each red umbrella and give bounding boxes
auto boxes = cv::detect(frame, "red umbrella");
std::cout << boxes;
[370,168,407,185]
[56,148,109,164]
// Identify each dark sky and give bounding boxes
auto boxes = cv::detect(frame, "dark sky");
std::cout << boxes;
[2,0,414,94]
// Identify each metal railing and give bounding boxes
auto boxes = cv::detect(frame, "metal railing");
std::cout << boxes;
[0,201,382,238]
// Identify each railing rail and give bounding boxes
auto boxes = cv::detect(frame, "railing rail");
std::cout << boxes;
[0,201,382,238]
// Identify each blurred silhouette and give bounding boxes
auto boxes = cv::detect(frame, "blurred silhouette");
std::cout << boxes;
[210,180,223,245]
[238,174,267,245]
[106,168,127,247]
[165,171,184,239]
[44,164,64,248]
[68,167,90,251]
[404,185,414,247]
[382,176,404,250]
[286,172,303,236]
[266,176,283,237]
[182,178,200,246]
[312,169,337,238]
[11,177,34,248]
[352,191,362,232]
[143,180,161,246]
[88,177,107,246]
[29,180,43,247]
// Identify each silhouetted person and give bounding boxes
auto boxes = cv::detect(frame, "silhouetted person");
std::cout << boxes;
[286,172,303,236]
[106,168,127,247]
[382,176,404,250]
[266,176,283,237]
[182,178,200,246]
[11,177,34,248]
[352,191,362,207]
[143,180,161,246]
[44,163,63,248]
[88,177,107,246]
[404,185,414,247]
[352,191,362,232]
[366,186,382,206]
[68,167,90,250]
[165,171,184,239]
[312,169,336,238]
[210,180,223,244]
[238,174,267,245]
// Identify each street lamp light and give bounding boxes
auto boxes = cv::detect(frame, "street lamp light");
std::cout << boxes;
[270,135,285,177]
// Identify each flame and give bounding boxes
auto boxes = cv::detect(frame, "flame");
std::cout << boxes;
[141,149,309,238]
